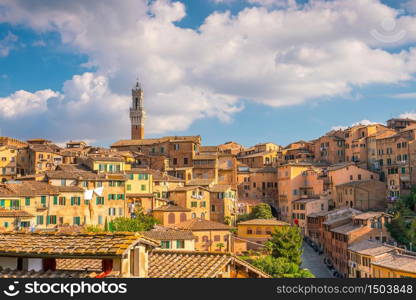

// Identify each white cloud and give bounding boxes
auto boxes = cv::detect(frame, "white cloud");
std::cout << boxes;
[390,92,416,99]
[399,112,416,120]
[0,31,18,57]
[0,89,60,118]
[331,119,380,131]
[1,0,416,142]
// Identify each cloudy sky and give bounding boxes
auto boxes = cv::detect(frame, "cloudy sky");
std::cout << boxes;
[0,0,416,147]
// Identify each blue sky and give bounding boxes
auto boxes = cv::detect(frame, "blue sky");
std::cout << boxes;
[0,0,416,147]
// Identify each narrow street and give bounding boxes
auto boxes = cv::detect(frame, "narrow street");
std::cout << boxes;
[301,241,333,278]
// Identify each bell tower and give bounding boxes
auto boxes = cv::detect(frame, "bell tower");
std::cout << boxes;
[130,80,146,140]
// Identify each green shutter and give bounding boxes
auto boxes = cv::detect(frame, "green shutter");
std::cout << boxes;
[108,194,111,200]
[41,196,46,204]
[121,194,125,200]
[53,196,58,205]
[25,197,30,206]
[71,197,74,205]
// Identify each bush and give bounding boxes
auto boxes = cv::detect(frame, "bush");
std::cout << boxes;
[109,208,158,232]
[243,256,314,278]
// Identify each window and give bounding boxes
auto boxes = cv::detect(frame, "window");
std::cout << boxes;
[36,216,44,225]
[25,197,30,206]
[82,181,88,187]
[59,197,66,205]
[191,213,196,219]
[173,158,177,165]
[358,174,362,180]
[127,184,131,191]
[176,240,185,249]
[3,222,8,228]
[47,215,57,225]
[129,174,134,180]
[96,181,103,188]
[96,197,105,205]
[70,197,80,206]
[211,205,216,212]
[247,229,253,234]
[73,217,81,225]
[161,241,171,249]
[180,213,187,222]
[184,157,188,165]
[61,179,66,186]
[214,235,220,242]
[191,202,197,208]
[173,144,180,151]
[350,175,353,180]
[41,196,46,205]
[200,201,206,208]
[168,213,176,224]
[141,184,146,191]
[98,216,103,225]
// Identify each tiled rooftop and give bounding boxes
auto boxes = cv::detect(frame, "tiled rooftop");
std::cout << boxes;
[0,232,158,258]
[174,218,232,231]
[149,250,270,278]
[238,218,290,226]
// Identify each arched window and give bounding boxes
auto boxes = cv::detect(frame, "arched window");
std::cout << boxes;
[191,213,196,219]
[200,212,205,219]
[180,213,187,222]
[202,236,209,242]
[168,213,175,224]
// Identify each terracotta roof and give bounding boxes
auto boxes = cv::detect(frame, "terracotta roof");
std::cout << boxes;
[185,179,214,186]
[126,193,154,198]
[0,268,99,278]
[238,218,290,226]
[193,154,217,160]
[353,211,386,220]
[174,218,232,231]
[152,204,190,212]
[0,209,33,218]
[0,232,159,258]
[149,250,231,278]
[330,224,362,235]
[371,252,416,274]
[53,186,84,193]
[111,136,201,147]
[88,156,124,162]
[56,258,102,272]
[0,181,59,197]
[308,207,361,218]
[143,227,195,241]
[199,146,219,152]
[348,240,396,257]
[209,184,233,193]
[336,180,385,188]
[148,250,270,278]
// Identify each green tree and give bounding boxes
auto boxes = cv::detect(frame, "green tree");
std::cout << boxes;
[237,203,274,222]
[265,226,303,265]
[243,256,314,278]
[250,203,274,219]
[386,186,416,250]
[109,208,159,232]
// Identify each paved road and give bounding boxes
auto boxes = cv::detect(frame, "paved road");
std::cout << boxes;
[301,241,333,278]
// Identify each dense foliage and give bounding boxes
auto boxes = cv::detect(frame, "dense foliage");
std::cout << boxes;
[386,186,416,250]
[237,203,274,222]
[265,226,303,265]
[245,256,314,278]
[241,226,313,278]
[108,208,159,232]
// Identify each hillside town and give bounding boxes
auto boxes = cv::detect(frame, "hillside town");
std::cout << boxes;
[0,81,415,278]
